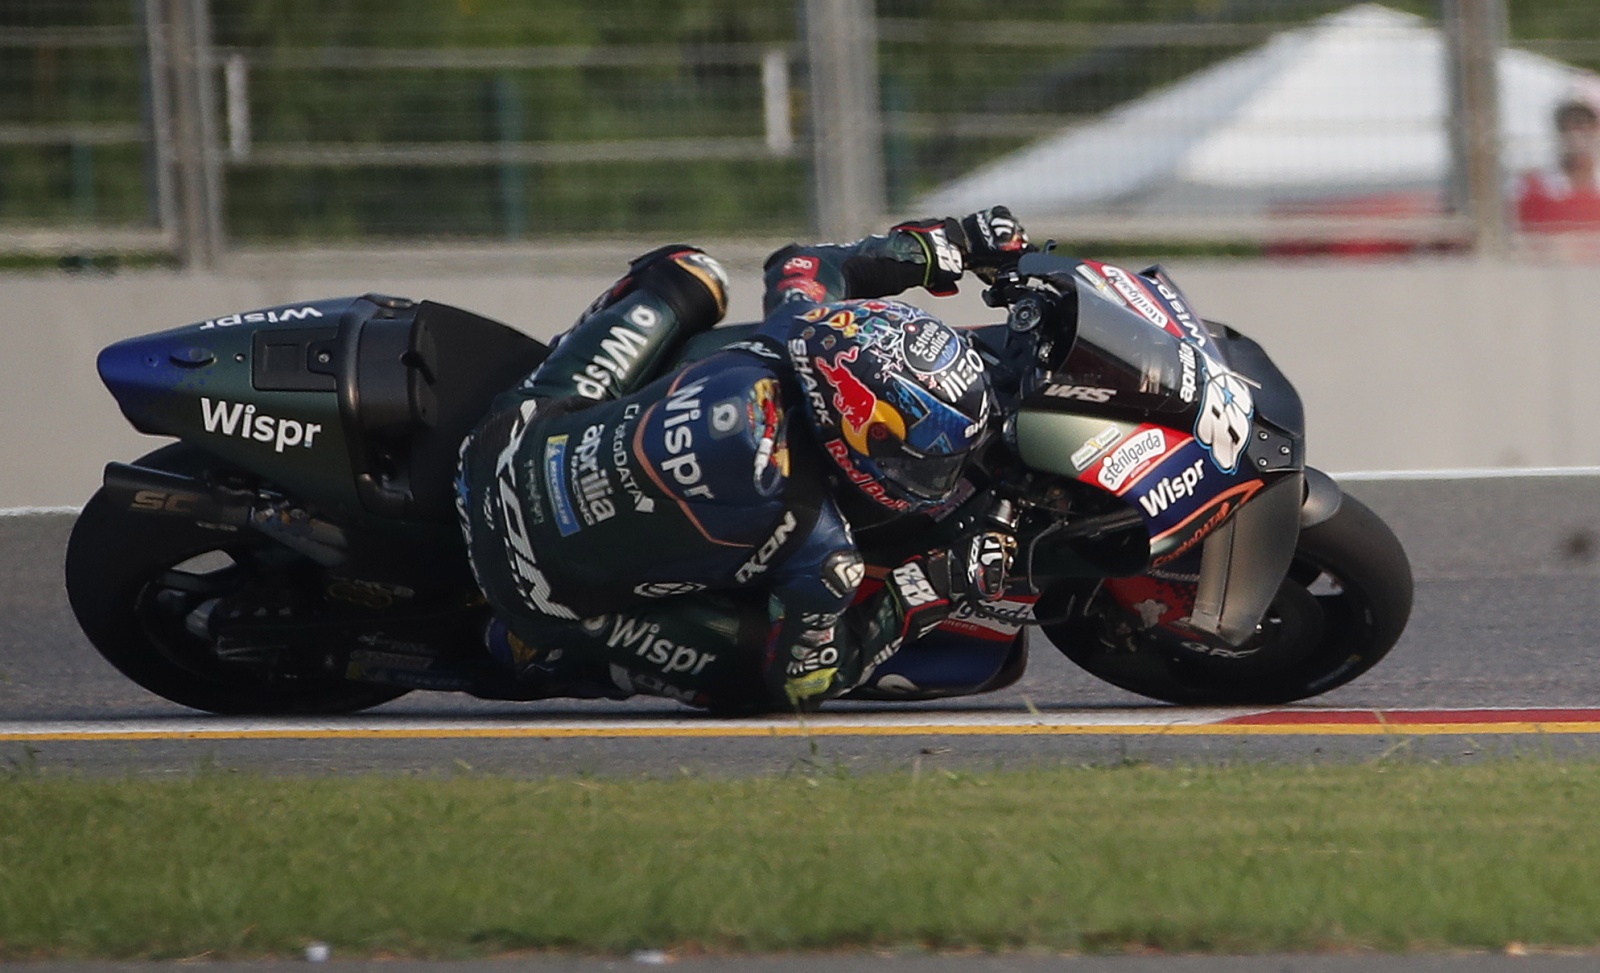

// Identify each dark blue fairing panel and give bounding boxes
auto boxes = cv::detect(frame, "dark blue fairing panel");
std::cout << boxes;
[97,295,548,519]
[849,627,1024,700]
[97,296,364,438]
[97,297,365,508]
[1209,323,1305,439]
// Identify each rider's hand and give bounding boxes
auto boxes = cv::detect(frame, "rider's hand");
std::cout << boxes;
[890,217,967,297]
[886,530,1017,642]
[885,553,955,640]
[952,529,1017,604]
[959,205,1032,284]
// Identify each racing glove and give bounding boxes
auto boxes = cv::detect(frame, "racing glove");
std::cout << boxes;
[886,530,1018,642]
[884,554,955,641]
[959,205,1032,284]
[889,217,968,297]
[953,529,1018,604]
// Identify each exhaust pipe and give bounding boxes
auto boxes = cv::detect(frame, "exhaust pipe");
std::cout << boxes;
[101,462,348,566]
[102,462,251,526]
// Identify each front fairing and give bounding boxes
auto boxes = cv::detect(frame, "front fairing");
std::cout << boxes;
[1009,253,1306,644]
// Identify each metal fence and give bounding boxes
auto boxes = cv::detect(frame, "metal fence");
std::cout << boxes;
[5,0,1600,265]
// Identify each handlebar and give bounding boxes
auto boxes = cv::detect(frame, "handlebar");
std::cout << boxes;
[974,246,1083,406]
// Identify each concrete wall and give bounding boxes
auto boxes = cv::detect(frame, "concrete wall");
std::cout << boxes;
[4,253,1600,508]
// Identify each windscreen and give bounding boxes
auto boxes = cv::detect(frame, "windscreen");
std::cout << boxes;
[1051,271,1198,410]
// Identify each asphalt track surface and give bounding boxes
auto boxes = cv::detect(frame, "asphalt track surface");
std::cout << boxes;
[8,473,1600,775]
[9,474,1600,971]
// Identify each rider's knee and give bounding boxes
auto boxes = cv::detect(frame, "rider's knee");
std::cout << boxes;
[625,244,730,335]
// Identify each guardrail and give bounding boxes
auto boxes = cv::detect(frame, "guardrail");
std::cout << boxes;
[12,0,1592,265]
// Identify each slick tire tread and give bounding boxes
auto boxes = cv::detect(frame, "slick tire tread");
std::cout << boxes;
[1044,493,1413,705]
[64,443,407,716]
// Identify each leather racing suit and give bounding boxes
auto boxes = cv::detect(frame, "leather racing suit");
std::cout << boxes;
[455,220,1013,712]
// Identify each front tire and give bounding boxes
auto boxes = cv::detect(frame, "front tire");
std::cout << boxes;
[1043,494,1413,705]
[64,444,408,715]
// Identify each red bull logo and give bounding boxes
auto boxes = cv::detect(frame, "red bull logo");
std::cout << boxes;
[815,345,906,455]
[816,347,876,433]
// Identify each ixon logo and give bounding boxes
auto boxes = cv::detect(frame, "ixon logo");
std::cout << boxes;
[200,398,323,452]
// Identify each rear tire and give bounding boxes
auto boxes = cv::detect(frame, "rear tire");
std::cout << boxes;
[65,444,409,715]
[1043,493,1412,705]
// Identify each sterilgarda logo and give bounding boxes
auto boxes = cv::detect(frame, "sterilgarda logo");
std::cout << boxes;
[1092,426,1170,493]
[1100,265,1171,330]
[200,398,323,452]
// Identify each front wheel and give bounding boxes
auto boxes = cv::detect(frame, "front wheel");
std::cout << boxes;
[1042,493,1413,705]
[64,444,409,715]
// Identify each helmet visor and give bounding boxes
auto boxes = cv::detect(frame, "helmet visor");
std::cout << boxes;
[873,445,969,501]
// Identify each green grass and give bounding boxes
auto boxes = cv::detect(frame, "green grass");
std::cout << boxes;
[3,760,1600,959]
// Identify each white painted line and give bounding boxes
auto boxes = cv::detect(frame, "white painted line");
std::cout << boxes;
[0,708,1263,739]
[6,468,1600,519]
[10,707,1600,742]
[0,505,81,517]
[1334,467,1600,481]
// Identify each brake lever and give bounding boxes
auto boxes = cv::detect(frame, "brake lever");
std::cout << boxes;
[981,270,1023,310]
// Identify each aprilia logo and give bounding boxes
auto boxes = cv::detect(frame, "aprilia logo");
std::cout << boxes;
[1177,343,1198,403]
[572,423,616,526]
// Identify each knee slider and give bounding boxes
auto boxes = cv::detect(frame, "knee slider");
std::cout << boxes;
[629,244,730,334]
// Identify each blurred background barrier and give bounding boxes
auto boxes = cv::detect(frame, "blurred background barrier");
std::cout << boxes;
[7,254,1600,509]
[10,0,1600,261]
[9,0,1600,507]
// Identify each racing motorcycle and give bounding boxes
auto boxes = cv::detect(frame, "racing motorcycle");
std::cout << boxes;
[64,248,1412,714]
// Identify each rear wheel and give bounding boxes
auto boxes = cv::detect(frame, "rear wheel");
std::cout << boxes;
[64,444,408,715]
[1042,494,1412,705]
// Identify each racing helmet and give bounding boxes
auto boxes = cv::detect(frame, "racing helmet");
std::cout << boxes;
[788,299,995,513]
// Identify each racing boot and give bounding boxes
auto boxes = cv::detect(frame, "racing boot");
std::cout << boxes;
[522,245,730,402]
[476,616,632,702]
[478,597,763,709]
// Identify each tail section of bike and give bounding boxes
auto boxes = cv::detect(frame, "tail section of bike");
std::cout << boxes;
[67,296,551,713]
[95,294,547,522]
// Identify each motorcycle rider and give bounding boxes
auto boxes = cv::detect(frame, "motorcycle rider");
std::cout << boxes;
[455,206,1032,712]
